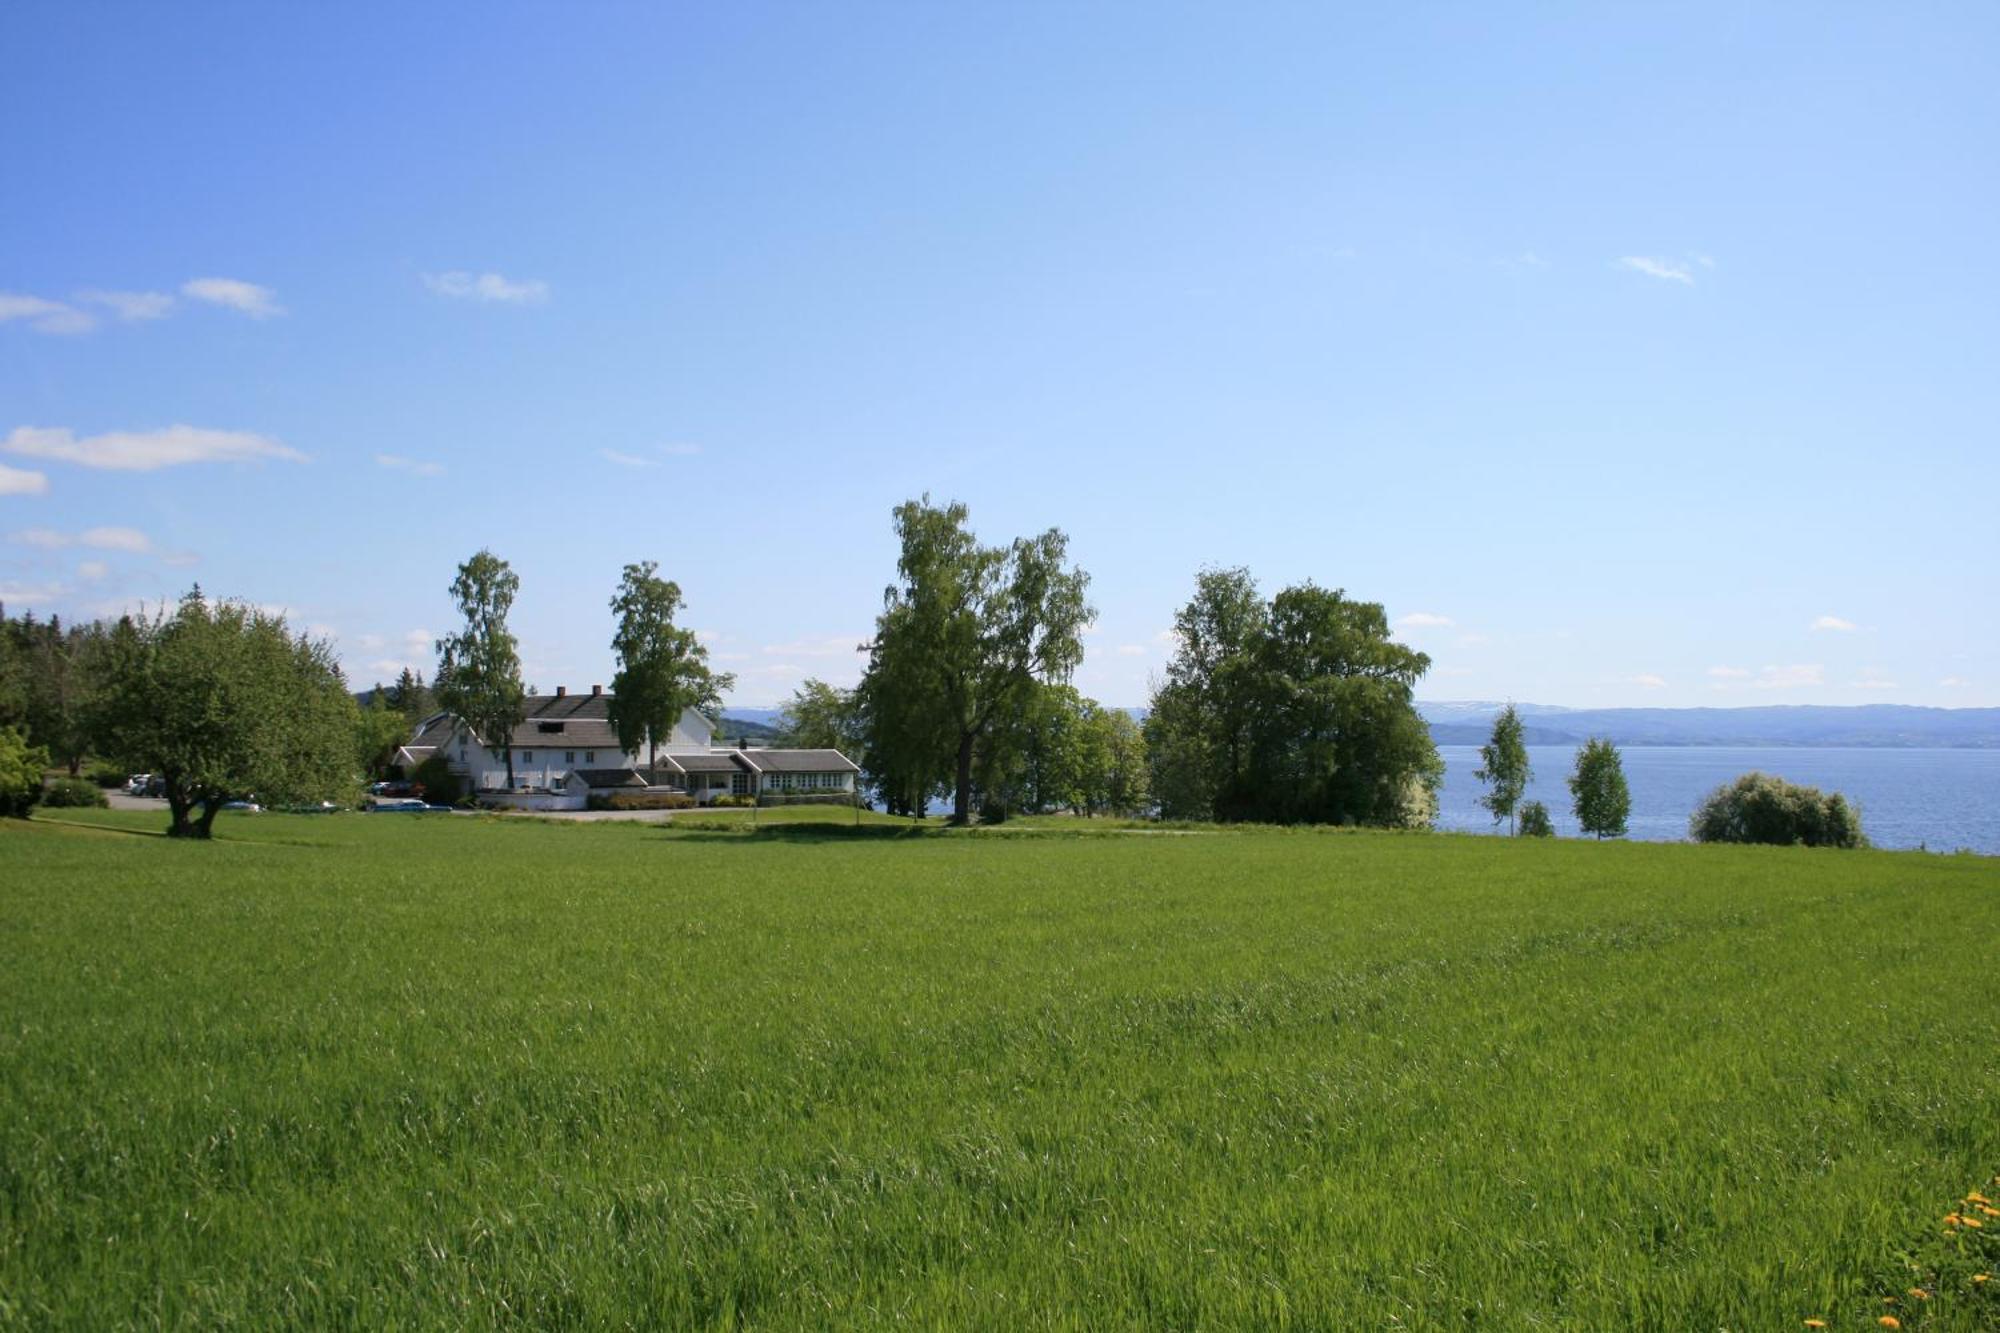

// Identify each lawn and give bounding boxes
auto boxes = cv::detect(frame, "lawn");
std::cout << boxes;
[1,810,1995,1329]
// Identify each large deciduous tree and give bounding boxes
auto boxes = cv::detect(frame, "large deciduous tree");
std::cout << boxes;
[88,589,359,838]
[1147,573,1439,827]
[1567,736,1631,839]
[1476,703,1531,835]
[780,678,859,753]
[606,561,733,774]
[435,550,526,789]
[856,497,1092,825]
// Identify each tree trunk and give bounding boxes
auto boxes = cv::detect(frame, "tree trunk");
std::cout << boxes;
[504,746,516,789]
[196,799,222,839]
[952,732,975,825]
[166,788,196,838]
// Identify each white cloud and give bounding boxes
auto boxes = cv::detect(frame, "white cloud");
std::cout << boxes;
[760,636,862,658]
[0,463,50,496]
[1396,612,1454,629]
[1707,665,1751,679]
[600,449,656,468]
[1115,644,1147,657]
[0,580,63,605]
[77,560,109,581]
[10,524,155,554]
[181,277,283,318]
[77,289,174,321]
[1810,615,1858,633]
[0,293,94,334]
[1458,632,1490,647]
[1852,678,1898,691]
[423,271,550,304]
[375,453,445,477]
[6,425,306,471]
[1516,251,1550,268]
[1754,664,1825,690]
[1629,674,1668,689]
[1939,676,1972,689]
[1617,256,1695,284]
[161,549,201,567]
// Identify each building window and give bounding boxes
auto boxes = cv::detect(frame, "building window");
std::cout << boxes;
[565,751,575,764]
[731,772,749,795]
[584,751,594,763]
[521,750,533,763]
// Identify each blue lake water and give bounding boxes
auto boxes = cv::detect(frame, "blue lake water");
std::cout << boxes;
[1435,746,2000,855]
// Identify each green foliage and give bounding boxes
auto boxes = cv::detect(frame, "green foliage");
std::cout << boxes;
[0,816,1995,1326]
[587,791,695,811]
[779,678,859,752]
[435,550,526,788]
[855,497,1092,823]
[354,690,409,779]
[1568,736,1631,838]
[1148,569,1440,827]
[39,776,108,808]
[1690,771,1868,849]
[606,561,733,769]
[386,667,436,727]
[0,609,106,773]
[85,758,128,788]
[1475,703,1531,834]
[410,754,463,805]
[1516,799,1555,837]
[0,726,48,817]
[85,589,360,838]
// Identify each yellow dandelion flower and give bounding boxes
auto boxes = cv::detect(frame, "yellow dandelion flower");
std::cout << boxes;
[1879,1316,1901,1329]
[1973,1273,1990,1283]
[1804,1321,1826,1329]
[1907,1288,1929,1301]
[1965,1215,1986,1228]
[1947,1213,1964,1225]
[1970,1191,1992,1204]
[1980,1205,2000,1218]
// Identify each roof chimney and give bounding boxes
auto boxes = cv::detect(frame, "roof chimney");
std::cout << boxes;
[555,685,567,697]
[591,684,603,697]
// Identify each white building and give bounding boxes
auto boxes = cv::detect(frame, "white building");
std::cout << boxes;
[398,684,859,803]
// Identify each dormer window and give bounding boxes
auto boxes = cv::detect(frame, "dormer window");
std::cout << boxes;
[537,721,565,734]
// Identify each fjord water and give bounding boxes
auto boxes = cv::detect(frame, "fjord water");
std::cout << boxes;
[1435,745,2000,853]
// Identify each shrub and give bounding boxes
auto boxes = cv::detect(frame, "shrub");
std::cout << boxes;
[87,759,130,788]
[41,776,109,809]
[410,755,463,806]
[1689,772,1866,849]
[711,794,756,808]
[1517,801,1555,837]
[0,728,48,818]
[762,793,859,808]
[586,791,696,812]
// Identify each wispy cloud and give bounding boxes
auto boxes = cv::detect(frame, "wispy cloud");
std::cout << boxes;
[0,292,94,335]
[6,425,306,471]
[760,636,862,659]
[603,443,700,466]
[423,271,550,304]
[77,289,174,322]
[77,560,109,581]
[1629,673,1668,689]
[1115,644,1147,657]
[0,463,49,496]
[375,453,444,477]
[1851,670,1898,691]
[1617,256,1696,284]
[1707,665,1751,679]
[1754,664,1825,690]
[1939,675,1972,689]
[181,277,283,318]
[1810,615,1858,633]
[9,525,152,553]
[0,580,64,605]
[600,449,657,468]
[1396,612,1454,629]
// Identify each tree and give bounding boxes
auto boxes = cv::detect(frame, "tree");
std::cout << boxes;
[87,590,359,838]
[1095,705,1150,816]
[0,726,48,818]
[1689,772,1866,849]
[606,561,734,775]
[780,678,858,752]
[1517,800,1555,837]
[856,497,1093,825]
[355,689,411,778]
[387,667,436,727]
[435,551,526,789]
[1147,574,1439,827]
[1475,704,1531,835]
[1567,737,1630,838]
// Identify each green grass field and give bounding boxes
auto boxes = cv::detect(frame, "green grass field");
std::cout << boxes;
[2,810,1996,1329]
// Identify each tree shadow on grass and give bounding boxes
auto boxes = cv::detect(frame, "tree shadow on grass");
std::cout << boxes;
[660,821,943,845]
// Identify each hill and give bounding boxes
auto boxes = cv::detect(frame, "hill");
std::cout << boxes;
[1417,702,2000,748]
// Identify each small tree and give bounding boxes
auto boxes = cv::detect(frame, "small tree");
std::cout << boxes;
[780,678,858,752]
[355,688,410,778]
[0,726,48,818]
[435,551,526,789]
[1475,704,1531,835]
[606,562,733,775]
[1567,737,1631,838]
[1517,800,1555,837]
[388,667,436,727]
[87,590,359,838]
[1689,773,1866,849]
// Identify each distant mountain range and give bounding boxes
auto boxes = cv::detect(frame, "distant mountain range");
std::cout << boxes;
[722,702,2000,749]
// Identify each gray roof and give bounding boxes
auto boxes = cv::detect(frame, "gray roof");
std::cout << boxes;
[742,748,859,773]
[668,752,749,774]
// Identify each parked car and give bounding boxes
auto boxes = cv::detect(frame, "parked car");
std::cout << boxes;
[220,800,262,813]
[365,797,453,813]
[124,773,151,794]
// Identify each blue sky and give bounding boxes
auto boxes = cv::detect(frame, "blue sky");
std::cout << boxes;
[3,4,1994,709]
